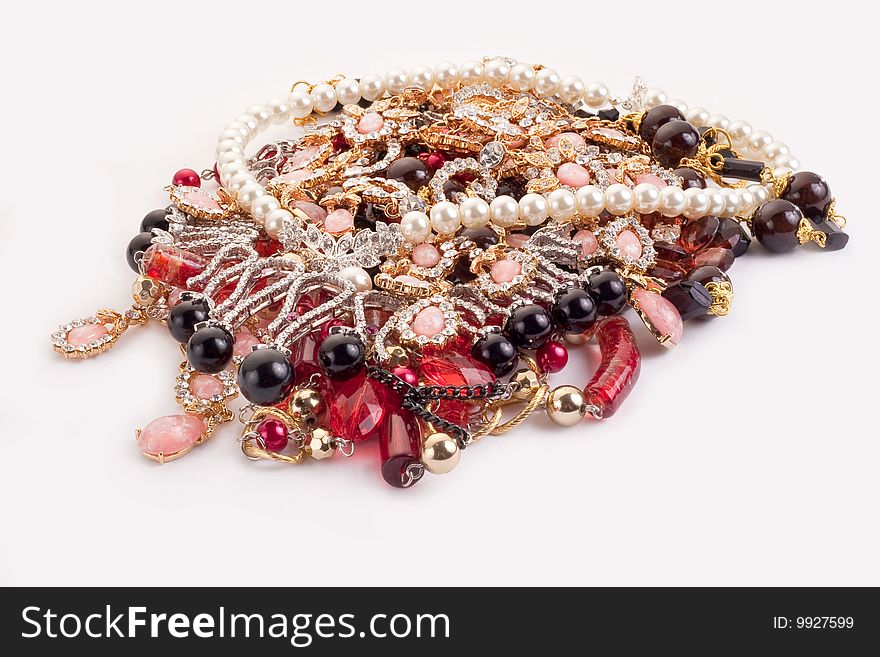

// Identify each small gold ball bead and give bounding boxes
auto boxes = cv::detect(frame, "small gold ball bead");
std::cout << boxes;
[287,387,326,428]
[131,276,163,307]
[421,433,461,474]
[511,369,540,400]
[307,427,336,460]
[546,385,587,427]
[385,345,409,368]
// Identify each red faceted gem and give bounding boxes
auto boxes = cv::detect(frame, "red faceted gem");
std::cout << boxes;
[332,134,349,152]
[324,373,387,443]
[584,316,641,419]
[680,216,720,253]
[648,259,689,283]
[419,352,496,389]
[536,340,568,373]
[172,168,201,187]
[653,242,691,264]
[692,247,734,271]
[142,244,208,289]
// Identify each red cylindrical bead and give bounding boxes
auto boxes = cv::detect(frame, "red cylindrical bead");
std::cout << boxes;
[584,316,641,418]
[379,408,424,488]
[172,168,201,187]
[142,244,209,289]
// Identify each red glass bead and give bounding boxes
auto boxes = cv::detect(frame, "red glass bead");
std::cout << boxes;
[172,168,201,187]
[257,418,288,452]
[692,246,734,271]
[680,216,720,253]
[212,162,221,183]
[648,260,688,283]
[332,134,349,152]
[391,366,419,387]
[324,373,387,443]
[584,316,641,419]
[379,408,423,488]
[142,244,208,289]
[536,340,568,374]
[419,352,495,388]
[425,151,446,170]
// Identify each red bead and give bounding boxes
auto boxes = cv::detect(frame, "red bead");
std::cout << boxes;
[425,151,446,170]
[536,340,568,373]
[584,316,641,419]
[332,134,349,152]
[391,366,419,387]
[172,168,201,187]
[379,408,423,488]
[142,244,208,289]
[324,373,387,443]
[212,163,221,183]
[257,418,288,452]
[419,352,495,388]
[692,246,734,271]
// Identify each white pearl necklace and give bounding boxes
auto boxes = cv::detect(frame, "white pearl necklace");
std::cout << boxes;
[214,58,789,242]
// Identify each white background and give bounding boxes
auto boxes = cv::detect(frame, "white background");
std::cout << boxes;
[2,0,877,586]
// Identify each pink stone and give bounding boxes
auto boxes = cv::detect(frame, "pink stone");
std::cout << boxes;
[281,169,314,182]
[167,288,183,307]
[506,233,530,248]
[190,374,224,399]
[182,190,221,211]
[616,230,643,260]
[324,209,354,234]
[291,200,327,224]
[635,173,667,189]
[289,146,320,169]
[357,112,384,134]
[573,229,598,256]
[556,162,591,188]
[412,243,441,267]
[137,414,206,458]
[394,275,424,286]
[67,324,109,346]
[595,127,627,141]
[545,132,587,151]
[233,329,261,357]
[411,306,446,338]
[632,288,683,347]
[490,259,522,283]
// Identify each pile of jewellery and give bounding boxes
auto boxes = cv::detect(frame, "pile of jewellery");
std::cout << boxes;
[51,57,849,488]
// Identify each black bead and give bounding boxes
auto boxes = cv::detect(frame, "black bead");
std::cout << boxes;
[495,177,527,201]
[187,325,234,374]
[354,202,386,229]
[597,108,620,122]
[811,219,849,251]
[505,304,553,349]
[471,334,519,377]
[318,333,366,380]
[551,288,598,333]
[686,265,729,288]
[661,282,713,321]
[404,143,428,157]
[673,167,706,189]
[125,232,154,273]
[640,105,685,144]
[237,348,295,405]
[651,121,701,168]
[574,109,595,119]
[460,226,498,250]
[782,171,833,221]
[386,156,431,192]
[719,156,765,182]
[139,208,170,234]
[586,271,628,316]
[166,298,211,344]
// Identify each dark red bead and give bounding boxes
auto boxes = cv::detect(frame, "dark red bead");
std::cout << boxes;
[673,167,706,189]
[711,218,751,257]
[172,168,201,187]
[536,340,568,374]
[653,242,691,263]
[661,282,713,321]
[639,105,685,144]
[692,246,734,271]
[782,171,832,221]
[648,260,688,283]
[752,199,803,253]
[651,121,701,168]
[379,408,423,488]
[386,156,431,192]
[680,216,720,253]
[686,265,730,288]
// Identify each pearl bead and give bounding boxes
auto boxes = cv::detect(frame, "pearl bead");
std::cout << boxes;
[706,188,725,216]
[644,88,668,108]
[339,266,373,292]
[720,188,741,218]
[604,184,633,215]
[659,186,686,217]
[685,106,709,126]
[459,197,490,228]
[707,113,730,130]
[359,74,385,101]
[749,184,771,206]
[220,162,246,180]
[216,139,243,158]
[227,171,255,192]
[748,130,773,154]
[266,97,290,125]
[483,58,510,85]
[490,195,520,227]
[774,154,800,171]
[237,182,265,210]
[263,208,292,240]
[288,90,314,119]
[763,141,789,160]
[738,188,757,216]
[310,83,338,113]
[408,65,433,89]
[534,68,561,97]
[667,98,687,114]
[250,195,280,221]
[458,60,483,83]
[222,122,250,141]
[509,63,535,91]
[682,187,710,219]
[632,182,661,213]
[246,104,271,130]
[430,201,460,234]
[547,189,576,221]
[520,193,550,225]
[433,62,458,89]
[217,151,245,168]
[384,68,408,95]
[400,211,431,244]
[559,76,585,104]
[576,185,605,217]
[236,114,259,134]
[728,119,752,143]
[334,78,361,105]
[584,81,608,108]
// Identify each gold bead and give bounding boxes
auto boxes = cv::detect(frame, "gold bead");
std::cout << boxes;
[131,276,163,307]
[421,433,460,474]
[511,369,539,400]
[287,387,326,428]
[545,385,586,427]
[385,345,409,368]
[307,427,336,460]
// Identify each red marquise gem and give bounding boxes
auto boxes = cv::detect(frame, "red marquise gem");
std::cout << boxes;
[324,373,387,443]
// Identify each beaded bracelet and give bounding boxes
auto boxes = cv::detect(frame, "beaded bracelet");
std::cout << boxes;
[51,56,848,488]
